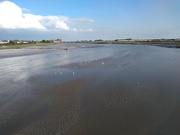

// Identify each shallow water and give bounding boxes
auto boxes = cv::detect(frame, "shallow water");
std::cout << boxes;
[0,44,180,135]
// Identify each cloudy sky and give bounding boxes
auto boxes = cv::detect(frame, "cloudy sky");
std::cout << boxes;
[0,0,180,41]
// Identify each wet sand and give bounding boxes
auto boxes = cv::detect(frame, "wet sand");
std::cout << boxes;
[0,44,180,135]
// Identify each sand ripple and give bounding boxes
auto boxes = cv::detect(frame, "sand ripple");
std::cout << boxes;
[13,79,85,135]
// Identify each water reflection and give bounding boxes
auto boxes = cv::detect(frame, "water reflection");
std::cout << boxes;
[0,44,120,88]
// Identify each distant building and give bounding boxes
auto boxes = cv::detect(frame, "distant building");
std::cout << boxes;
[53,39,62,43]
[14,40,30,44]
[17,41,22,44]
[0,40,9,44]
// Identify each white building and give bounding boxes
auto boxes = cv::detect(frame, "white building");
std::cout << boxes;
[0,40,9,44]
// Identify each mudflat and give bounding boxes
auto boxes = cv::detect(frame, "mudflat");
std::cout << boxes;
[0,44,180,135]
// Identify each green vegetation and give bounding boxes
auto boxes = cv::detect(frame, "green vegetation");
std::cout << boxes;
[0,39,64,49]
[1,38,180,50]
[0,42,52,50]
[73,38,180,48]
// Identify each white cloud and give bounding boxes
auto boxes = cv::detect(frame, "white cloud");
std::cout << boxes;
[40,16,70,31]
[0,1,45,30]
[0,1,94,32]
[79,28,95,32]
[21,8,31,12]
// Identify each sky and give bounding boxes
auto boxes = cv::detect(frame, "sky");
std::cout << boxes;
[0,0,180,41]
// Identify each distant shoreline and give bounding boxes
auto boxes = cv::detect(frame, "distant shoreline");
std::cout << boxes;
[0,43,53,50]
[1,40,180,50]
[69,40,180,48]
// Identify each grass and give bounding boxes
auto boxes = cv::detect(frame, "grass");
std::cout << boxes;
[87,40,180,48]
[0,43,52,50]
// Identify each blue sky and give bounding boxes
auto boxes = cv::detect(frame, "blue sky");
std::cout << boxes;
[0,0,180,41]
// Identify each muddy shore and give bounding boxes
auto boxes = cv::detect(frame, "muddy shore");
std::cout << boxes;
[0,44,180,135]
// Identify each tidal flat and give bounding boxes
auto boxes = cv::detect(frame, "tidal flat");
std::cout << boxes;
[0,43,180,135]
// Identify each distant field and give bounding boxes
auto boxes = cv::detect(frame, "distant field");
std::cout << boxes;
[1,40,180,50]
[0,43,53,49]
[89,40,180,46]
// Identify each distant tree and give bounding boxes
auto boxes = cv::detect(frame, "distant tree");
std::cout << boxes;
[41,40,53,43]
[9,40,16,45]
[41,40,46,43]
[125,38,132,41]
[94,39,103,42]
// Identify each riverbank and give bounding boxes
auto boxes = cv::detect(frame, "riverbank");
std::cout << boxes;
[0,43,53,50]
[1,39,180,50]
[73,40,180,48]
